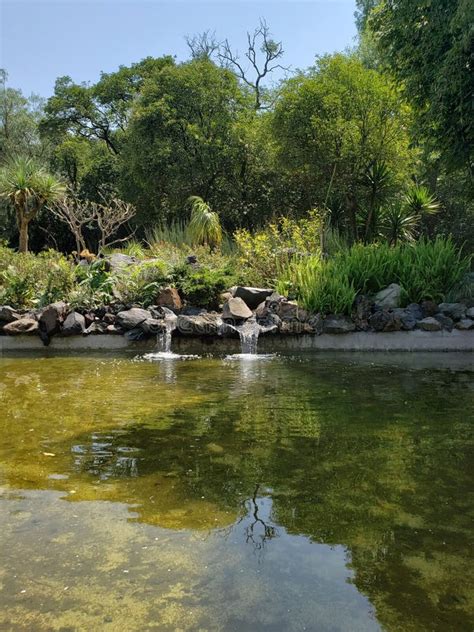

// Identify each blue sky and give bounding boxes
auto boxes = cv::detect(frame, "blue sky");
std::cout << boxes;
[1,0,357,97]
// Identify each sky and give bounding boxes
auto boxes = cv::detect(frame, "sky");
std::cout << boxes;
[1,0,357,97]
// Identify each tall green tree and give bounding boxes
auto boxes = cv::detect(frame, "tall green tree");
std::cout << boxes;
[272,54,415,240]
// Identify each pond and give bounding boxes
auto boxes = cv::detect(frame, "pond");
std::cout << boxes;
[0,351,473,631]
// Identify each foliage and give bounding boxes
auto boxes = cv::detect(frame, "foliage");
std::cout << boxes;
[187,196,222,249]
[278,256,357,314]
[234,210,324,286]
[278,238,471,313]
[173,262,239,309]
[112,260,170,307]
[0,245,75,308]
[272,54,415,240]
[69,259,115,309]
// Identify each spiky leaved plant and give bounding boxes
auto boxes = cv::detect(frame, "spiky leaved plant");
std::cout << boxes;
[186,196,222,249]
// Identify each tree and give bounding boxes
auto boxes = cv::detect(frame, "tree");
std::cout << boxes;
[0,157,65,252]
[218,19,287,110]
[122,59,251,227]
[369,0,473,177]
[271,54,415,240]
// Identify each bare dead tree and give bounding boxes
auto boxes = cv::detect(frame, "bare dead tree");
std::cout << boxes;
[185,30,219,61]
[95,193,136,252]
[50,193,96,253]
[218,19,288,110]
[50,191,136,254]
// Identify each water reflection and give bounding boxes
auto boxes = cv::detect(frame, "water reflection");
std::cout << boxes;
[0,352,473,631]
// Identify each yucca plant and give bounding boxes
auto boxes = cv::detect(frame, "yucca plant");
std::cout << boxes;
[380,185,440,246]
[0,157,65,252]
[187,196,222,249]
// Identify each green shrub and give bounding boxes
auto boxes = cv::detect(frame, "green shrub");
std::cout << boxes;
[112,260,170,307]
[69,259,114,309]
[173,263,238,309]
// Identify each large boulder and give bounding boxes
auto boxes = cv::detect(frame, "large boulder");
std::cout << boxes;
[275,300,309,322]
[323,315,356,334]
[374,283,402,309]
[155,287,182,312]
[116,308,151,330]
[231,286,274,310]
[3,318,39,335]
[421,300,439,318]
[417,317,442,332]
[140,318,167,336]
[0,306,21,324]
[437,303,466,321]
[222,297,253,321]
[392,308,417,331]
[177,313,222,336]
[60,312,86,336]
[105,253,137,272]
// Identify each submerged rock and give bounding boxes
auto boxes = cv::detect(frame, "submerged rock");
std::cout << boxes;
[116,308,151,330]
[323,315,355,334]
[417,317,442,331]
[231,286,274,310]
[374,283,402,309]
[3,317,39,335]
[222,297,253,321]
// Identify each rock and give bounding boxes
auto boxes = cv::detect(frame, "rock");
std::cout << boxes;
[222,297,253,321]
[177,313,222,336]
[38,301,68,337]
[3,318,39,335]
[0,306,21,323]
[231,286,274,310]
[155,287,182,312]
[392,308,417,331]
[106,324,122,335]
[369,310,402,332]
[455,318,474,331]
[257,312,281,335]
[275,300,309,322]
[140,318,167,335]
[352,295,372,330]
[421,300,439,318]
[406,303,423,320]
[263,292,286,313]
[116,308,151,330]
[307,313,324,335]
[279,321,314,335]
[84,321,108,335]
[417,317,442,332]
[467,307,474,319]
[323,315,356,334]
[102,312,116,325]
[124,327,146,341]
[105,253,137,272]
[185,254,198,265]
[374,283,402,309]
[434,313,454,332]
[438,303,466,321]
[60,312,86,336]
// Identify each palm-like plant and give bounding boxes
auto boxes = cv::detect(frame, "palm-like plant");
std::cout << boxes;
[403,184,440,216]
[0,157,65,252]
[186,196,222,249]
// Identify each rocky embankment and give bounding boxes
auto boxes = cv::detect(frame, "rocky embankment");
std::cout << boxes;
[1,282,473,346]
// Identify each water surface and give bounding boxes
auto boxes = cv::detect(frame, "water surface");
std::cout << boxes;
[0,351,473,631]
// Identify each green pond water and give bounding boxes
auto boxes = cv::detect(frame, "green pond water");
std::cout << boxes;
[0,350,473,632]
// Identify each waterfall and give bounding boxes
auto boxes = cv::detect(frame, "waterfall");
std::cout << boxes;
[228,318,261,354]
[155,310,177,353]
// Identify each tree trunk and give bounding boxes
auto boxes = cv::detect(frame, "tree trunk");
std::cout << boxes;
[19,218,29,253]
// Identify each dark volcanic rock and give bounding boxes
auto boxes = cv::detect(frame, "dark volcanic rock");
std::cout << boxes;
[38,301,68,340]
[417,317,442,331]
[392,308,417,331]
[455,318,474,330]
[438,303,466,321]
[0,306,21,323]
[434,313,454,331]
[369,310,402,332]
[421,300,439,318]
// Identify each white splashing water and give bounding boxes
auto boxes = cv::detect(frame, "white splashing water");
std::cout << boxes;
[156,314,177,353]
[228,319,261,354]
